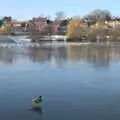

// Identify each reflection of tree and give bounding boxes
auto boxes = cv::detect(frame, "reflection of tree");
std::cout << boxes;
[52,47,68,67]
[0,48,15,64]
[67,45,120,68]
[27,45,120,68]
[1,45,120,68]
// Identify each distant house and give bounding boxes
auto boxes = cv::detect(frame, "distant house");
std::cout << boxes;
[26,17,69,36]
[11,21,21,27]
[27,17,48,32]
[105,18,120,28]
[9,20,29,35]
[91,17,120,29]
[46,19,69,35]
[51,21,60,34]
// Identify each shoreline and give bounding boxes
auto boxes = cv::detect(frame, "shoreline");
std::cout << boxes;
[0,42,120,48]
[1,35,120,47]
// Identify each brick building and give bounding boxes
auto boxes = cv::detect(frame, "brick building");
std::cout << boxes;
[27,17,48,32]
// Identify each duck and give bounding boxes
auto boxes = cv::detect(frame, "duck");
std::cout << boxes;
[32,96,43,105]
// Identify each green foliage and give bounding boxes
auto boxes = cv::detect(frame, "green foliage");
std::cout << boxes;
[0,19,4,27]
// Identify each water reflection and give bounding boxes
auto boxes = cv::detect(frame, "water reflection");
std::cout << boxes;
[1,45,120,67]
[0,48,16,64]
[1,44,120,120]
[29,106,43,116]
[68,45,120,67]
[28,47,52,63]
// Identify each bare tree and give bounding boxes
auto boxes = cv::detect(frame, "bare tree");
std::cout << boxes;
[83,9,112,25]
[46,15,52,20]
[55,11,66,21]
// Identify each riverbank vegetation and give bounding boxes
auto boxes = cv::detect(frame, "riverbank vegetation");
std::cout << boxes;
[67,9,120,42]
[0,18,10,35]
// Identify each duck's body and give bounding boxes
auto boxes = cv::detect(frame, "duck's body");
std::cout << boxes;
[32,96,43,105]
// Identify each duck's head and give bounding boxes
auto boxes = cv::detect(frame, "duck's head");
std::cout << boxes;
[39,96,42,100]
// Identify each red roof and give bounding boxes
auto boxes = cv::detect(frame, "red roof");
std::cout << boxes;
[10,21,21,25]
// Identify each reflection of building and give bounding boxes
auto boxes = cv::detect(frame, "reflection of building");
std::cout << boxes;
[0,48,16,64]
[28,47,52,62]
[1,45,120,68]
[28,46,68,66]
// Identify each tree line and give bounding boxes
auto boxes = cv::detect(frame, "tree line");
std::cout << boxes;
[1,9,120,42]
[30,9,120,42]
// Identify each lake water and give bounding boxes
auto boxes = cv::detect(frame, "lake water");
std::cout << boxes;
[1,45,120,120]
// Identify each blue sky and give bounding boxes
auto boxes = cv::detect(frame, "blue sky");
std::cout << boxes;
[0,0,119,21]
